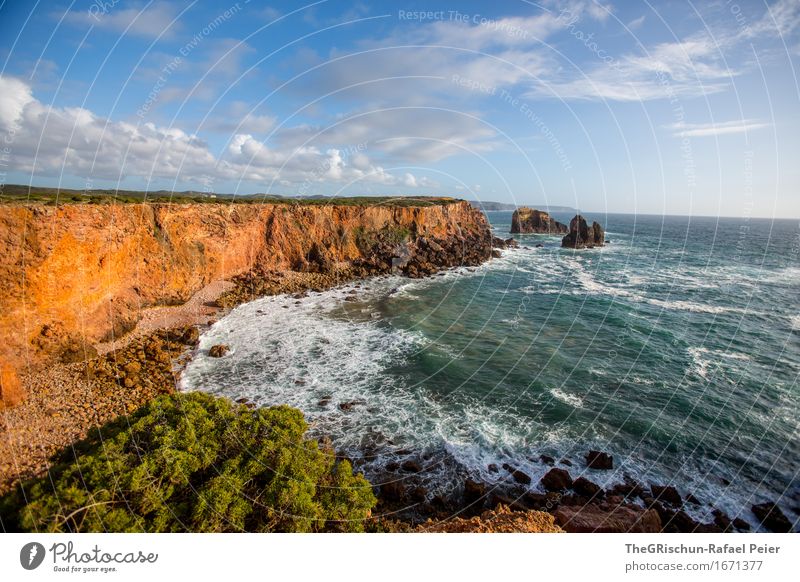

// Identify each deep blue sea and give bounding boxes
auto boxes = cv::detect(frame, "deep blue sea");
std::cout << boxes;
[182,212,800,529]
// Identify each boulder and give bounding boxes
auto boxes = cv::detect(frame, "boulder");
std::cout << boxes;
[572,476,603,499]
[502,463,532,485]
[180,326,200,344]
[607,475,644,498]
[751,502,793,532]
[554,503,662,533]
[401,460,423,473]
[541,468,573,492]
[208,344,229,357]
[510,208,568,234]
[650,484,682,506]
[585,450,613,470]
[562,215,605,249]
[464,479,487,505]
[732,517,751,531]
[712,509,732,530]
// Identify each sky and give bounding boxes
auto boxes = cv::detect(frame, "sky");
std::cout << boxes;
[0,0,798,217]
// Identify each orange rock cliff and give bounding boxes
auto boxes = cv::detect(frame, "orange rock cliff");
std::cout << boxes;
[0,200,491,405]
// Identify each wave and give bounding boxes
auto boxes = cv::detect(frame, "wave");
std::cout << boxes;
[687,346,751,380]
[549,388,584,408]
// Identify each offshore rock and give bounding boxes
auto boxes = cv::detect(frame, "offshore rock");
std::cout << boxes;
[585,450,613,470]
[208,344,229,358]
[562,215,605,249]
[510,207,567,234]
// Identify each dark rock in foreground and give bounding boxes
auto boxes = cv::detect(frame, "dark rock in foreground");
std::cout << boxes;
[650,484,682,507]
[502,463,532,485]
[751,502,793,532]
[463,479,487,505]
[541,468,573,491]
[585,450,613,470]
[562,215,605,249]
[510,207,567,234]
[573,476,603,499]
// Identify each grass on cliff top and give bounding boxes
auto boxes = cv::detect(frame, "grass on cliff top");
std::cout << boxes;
[0,185,459,207]
[0,392,376,532]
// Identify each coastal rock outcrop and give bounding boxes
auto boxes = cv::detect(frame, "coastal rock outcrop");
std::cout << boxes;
[510,207,567,234]
[561,215,605,249]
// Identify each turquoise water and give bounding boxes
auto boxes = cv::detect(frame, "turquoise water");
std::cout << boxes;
[182,212,799,528]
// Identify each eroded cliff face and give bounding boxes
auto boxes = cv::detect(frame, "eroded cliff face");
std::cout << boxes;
[0,200,490,404]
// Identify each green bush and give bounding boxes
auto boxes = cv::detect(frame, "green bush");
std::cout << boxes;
[0,393,375,532]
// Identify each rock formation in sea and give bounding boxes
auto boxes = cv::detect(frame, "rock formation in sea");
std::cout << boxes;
[510,207,567,234]
[0,199,492,407]
[561,214,605,248]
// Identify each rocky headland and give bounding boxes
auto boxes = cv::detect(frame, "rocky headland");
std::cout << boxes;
[510,207,568,234]
[0,198,491,492]
[0,199,490,407]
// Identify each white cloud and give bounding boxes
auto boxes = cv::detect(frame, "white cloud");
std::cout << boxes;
[0,76,430,189]
[667,120,771,138]
[63,2,180,39]
[745,0,800,38]
[0,76,33,131]
[627,15,645,30]
[525,32,736,101]
[275,108,498,163]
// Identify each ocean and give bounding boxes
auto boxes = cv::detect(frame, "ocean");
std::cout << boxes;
[181,211,800,528]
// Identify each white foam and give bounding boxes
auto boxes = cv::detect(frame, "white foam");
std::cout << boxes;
[687,346,751,380]
[549,388,584,408]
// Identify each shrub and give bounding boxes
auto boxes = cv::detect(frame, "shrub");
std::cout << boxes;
[0,393,375,532]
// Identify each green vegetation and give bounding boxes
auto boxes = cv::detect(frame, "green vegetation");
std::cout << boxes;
[0,184,458,208]
[0,392,376,532]
[354,224,412,252]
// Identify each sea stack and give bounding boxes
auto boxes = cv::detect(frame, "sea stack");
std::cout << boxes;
[561,215,605,248]
[510,207,568,234]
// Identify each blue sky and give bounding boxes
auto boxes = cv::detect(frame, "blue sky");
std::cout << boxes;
[0,0,798,217]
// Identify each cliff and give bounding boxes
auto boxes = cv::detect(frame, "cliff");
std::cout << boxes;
[0,200,491,405]
[510,207,567,234]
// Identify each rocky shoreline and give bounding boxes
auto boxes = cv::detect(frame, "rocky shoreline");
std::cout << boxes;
[2,263,795,532]
[0,202,794,532]
[365,446,794,533]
